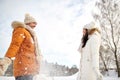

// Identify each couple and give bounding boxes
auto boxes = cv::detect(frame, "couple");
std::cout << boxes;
[0,14,42,80]
[0,13,103,80]
[77,22,103,80]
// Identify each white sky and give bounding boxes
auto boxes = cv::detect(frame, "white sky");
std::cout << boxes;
[0,0,97,67]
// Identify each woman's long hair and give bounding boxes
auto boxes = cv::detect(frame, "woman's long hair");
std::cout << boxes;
[82,29,88,48]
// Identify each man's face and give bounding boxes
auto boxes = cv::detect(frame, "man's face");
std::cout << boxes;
[29,22,37,29]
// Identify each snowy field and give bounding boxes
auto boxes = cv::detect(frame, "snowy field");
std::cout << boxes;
[0,70,119,80]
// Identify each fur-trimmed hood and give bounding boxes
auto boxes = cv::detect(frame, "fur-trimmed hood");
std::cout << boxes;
[88,31,101,40]
[11,21,26,29]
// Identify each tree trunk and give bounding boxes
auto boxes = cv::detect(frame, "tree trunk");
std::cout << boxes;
[110,20,120,77]
[114,50,120,77]
[100,52,108,71]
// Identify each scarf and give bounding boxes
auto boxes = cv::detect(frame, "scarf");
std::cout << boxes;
[25,25,41,63]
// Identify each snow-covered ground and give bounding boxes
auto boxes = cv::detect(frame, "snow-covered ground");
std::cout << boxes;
[0,70,120,80]
[0,76,119,80]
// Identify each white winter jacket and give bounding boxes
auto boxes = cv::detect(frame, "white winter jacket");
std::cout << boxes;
[77,31,103,80]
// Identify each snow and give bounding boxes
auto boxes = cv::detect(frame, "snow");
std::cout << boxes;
[0,77,120,80]
[0,71,120,80]
[0,76,119,80]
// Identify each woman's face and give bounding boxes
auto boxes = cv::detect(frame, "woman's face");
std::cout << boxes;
[83,29,87,36]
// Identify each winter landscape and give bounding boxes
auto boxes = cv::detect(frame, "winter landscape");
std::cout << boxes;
[0,70,120,80]
[1,0,120,80]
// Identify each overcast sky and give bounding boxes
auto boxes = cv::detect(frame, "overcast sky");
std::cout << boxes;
[0,0,97,67]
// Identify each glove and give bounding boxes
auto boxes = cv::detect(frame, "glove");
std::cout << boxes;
[93,68,103,80]
[0,57,12,76]
[97,73,103,80]
[95,70,103,80]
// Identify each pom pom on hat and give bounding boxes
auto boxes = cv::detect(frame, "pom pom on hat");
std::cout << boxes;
[24,13,37,24]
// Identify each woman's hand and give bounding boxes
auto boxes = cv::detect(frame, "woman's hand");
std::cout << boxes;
[93,67,103,80]
[97,72,103,80]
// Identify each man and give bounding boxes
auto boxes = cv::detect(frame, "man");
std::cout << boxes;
[0,14,42,80]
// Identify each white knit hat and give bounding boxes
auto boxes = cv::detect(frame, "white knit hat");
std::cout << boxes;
[83,23,90,29]
[24,13,37,24]
[84,21,101,32]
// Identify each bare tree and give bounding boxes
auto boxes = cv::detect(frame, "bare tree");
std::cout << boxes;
[99,46,108,71]
[93,0,120,77]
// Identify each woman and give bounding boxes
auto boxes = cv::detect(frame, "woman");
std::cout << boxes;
[77,22,103,80]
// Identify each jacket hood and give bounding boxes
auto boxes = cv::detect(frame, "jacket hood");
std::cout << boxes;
[88,31,101,39]
[11,21,26,29]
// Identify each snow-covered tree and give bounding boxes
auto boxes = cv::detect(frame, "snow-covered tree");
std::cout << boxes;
[93,0,120,77]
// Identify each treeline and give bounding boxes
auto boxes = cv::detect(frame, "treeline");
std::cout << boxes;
[40,60,78,76]
[5,60,78,76]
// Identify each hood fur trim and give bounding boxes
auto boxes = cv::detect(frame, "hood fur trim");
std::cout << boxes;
[11,21,26,29]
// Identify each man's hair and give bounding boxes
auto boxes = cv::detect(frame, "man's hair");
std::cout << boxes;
[82,29,88,48]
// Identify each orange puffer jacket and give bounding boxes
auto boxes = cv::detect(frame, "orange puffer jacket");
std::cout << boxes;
[5,22,40,77]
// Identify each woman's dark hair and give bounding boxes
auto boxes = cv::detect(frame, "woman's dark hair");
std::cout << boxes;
[82,29,88,48]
